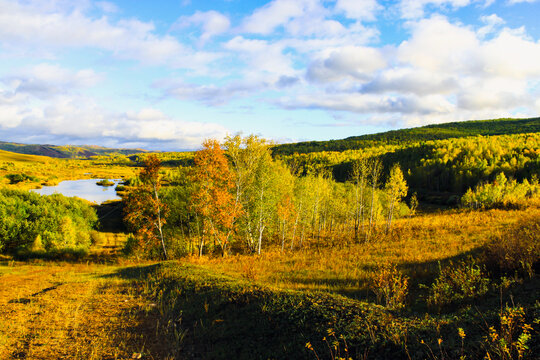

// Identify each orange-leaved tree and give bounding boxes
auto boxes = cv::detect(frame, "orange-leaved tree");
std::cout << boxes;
[124,154,169,259]
[191,139,242,256]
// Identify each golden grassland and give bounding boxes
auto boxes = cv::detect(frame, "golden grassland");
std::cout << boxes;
[185,207,537,296]
[0,149,137,190]
[0,259,179,360]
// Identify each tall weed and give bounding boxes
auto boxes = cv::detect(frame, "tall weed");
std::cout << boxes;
[427,259,490,309]
[371,262,409,310]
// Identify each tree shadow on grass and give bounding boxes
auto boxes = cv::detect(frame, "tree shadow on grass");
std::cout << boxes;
[279,246,489,308]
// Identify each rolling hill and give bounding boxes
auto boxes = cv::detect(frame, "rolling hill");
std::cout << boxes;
[272,117,540,155]
[0,141,148,159]
[0,148,52,163]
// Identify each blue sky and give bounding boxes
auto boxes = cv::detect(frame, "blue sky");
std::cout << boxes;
[1,0,540,150]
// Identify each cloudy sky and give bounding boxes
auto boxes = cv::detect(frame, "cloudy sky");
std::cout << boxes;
[1,0,539,150]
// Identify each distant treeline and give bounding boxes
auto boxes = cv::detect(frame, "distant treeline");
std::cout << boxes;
[272,117,540,155]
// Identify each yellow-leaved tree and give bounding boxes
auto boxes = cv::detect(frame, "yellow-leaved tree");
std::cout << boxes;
[191,139,242,257]
[385,164,408,232]
[124,155,169,259]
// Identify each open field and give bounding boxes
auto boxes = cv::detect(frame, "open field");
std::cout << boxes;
[0,260,180,360]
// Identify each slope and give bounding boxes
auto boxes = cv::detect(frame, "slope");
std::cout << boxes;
[0,149,52,163]
[273,117,540,155]
[0,141,148,159]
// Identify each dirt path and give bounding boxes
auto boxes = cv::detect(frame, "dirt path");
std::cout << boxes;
[0,262,172,360]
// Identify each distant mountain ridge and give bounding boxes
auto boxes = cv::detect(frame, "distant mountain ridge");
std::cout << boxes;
[0,141,148,159]
[272,117,540,155]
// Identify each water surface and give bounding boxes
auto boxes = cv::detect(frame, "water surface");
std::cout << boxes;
[31,179,122,204]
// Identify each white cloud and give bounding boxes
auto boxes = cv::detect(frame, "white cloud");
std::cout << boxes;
[398,16,480,74]
[456,78,530,110]
[478,14,505,38]
[0,65,229,150]
[1,0,539,144]
[2,63,102,99]
[155,79,264,106]
[508,0,539,3]
[398,0,491,19]
[174,10,230,44]
[334,0,381,21]
[307,46,387,83]
[224,36,296,80]
[241,0,306,34]
[0,0,219,71]
[360,68,458,95]
[276,14,540,126]
[95,1,118,13]
[105,109,229,148]
[0,92,229,149]
[481,28,540,78]
[279,92,455,115]
[241,0,342,38]
[397,16,540,79]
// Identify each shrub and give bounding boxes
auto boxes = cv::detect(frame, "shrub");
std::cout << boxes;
[96,179,115,186]
[427,259,490,308]
[5,173,39,184]
[371,262,409,310]
[483,306,534,360]
[0,189,98,254]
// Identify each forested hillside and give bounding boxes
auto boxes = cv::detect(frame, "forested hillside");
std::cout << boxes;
[277,131,540,204]
[273,117,540,155]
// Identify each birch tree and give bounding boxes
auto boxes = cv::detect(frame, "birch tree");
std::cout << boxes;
[368,159,382,240]
[385,164,408,232]
[350,158,368,241]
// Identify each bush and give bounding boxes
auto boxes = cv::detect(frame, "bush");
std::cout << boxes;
[5,173,39,184]
[0,189,98,254]
[483,306,534,360]
[427,259,490,309]
[461,173,540,209]
[96,179,115,186]
[485,217,540,278]
[371,262,409,310]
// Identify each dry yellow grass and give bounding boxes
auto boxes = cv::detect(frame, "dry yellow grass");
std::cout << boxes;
[0,261,172,360]
[184,207,537,295]
[0,149,137,190]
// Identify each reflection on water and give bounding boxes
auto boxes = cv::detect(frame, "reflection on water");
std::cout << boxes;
[31,179,122,204]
